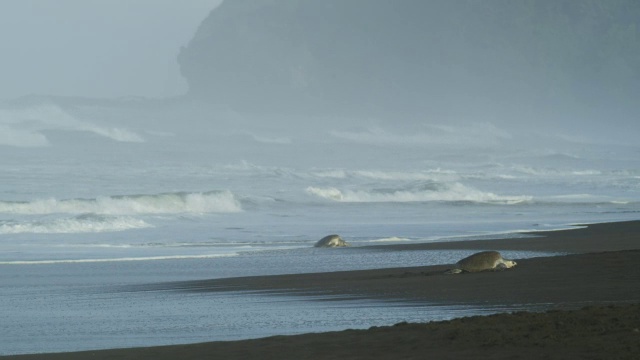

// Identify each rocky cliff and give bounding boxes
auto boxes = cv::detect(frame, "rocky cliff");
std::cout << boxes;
[178,0,640,120]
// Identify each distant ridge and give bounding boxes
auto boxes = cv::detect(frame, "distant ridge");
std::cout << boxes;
[177,0,640,121]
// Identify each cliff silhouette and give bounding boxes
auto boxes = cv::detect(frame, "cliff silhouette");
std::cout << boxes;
[178,0,639,122]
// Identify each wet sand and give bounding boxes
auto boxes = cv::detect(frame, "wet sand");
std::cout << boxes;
[4,220,640,360]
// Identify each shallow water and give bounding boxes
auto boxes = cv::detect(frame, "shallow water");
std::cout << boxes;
[0,248,556,355]
[1,285,518,355]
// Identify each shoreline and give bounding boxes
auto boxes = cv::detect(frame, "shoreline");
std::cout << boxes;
[135,220,640,307]
[4,220,640,359]
[365,220,640,253]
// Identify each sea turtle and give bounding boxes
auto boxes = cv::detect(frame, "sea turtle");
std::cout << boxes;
[314,234,349,248]
[445,251,517,274]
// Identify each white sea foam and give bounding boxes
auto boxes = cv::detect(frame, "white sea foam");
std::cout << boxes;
[0,191,242,215]
[0,253,238,265]
[311,169,348,178]
[221,162,460,184]
[572,170,602,176]
[310,169,458,181]
[365,237,412,243]
[536,194,635,205]
[511,166,606,178]
[0,215,151,234]
[306,182,531,204]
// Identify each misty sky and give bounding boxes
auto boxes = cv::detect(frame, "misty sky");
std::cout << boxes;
[0,0,222,100]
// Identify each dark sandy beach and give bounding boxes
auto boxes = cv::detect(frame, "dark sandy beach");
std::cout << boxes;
[4,221,640,360]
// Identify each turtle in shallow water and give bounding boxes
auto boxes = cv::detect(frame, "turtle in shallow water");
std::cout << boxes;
[445,251,517,274]
[314,234,349,248]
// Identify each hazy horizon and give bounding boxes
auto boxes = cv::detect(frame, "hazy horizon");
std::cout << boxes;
[0,0,222,100]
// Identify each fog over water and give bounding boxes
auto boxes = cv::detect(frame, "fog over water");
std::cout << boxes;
[0,0,222,99]
[0,0,639,355]
[1,0,638,142]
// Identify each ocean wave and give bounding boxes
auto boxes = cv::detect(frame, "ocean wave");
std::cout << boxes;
[0,253,238,265]
[0,103,144,146]
[0,190,242,215]
[329,123,511,147]
[305,182,531,204]
[0,124,50,147]
[249,133,292,144]
[311,169,458,181]
[0,214,151,234]
[222,161,461,183]
[534,194,638,205]
[49,240,306,249]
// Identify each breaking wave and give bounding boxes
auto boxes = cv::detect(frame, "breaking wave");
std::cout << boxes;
[306,182,531,204]
[0,102,144,147]
[310,169,458,181]
[0,214,151,234]
[0,124,50,147]
[0,190,242,215]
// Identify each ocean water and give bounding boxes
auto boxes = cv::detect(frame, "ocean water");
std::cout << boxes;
[1,98,639,354]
